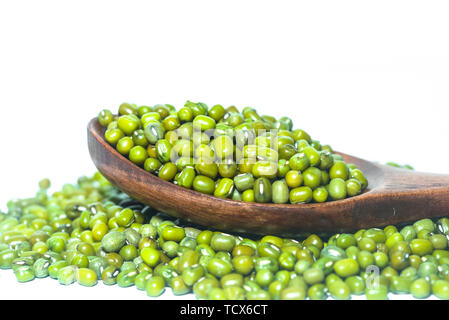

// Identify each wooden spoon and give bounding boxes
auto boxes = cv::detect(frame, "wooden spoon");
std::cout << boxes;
[88,118,449,237]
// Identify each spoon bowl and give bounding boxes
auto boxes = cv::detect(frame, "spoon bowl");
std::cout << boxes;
[88,118,449,237]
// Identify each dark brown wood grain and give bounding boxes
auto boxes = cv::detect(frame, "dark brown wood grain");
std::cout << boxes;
[88,118,449,236]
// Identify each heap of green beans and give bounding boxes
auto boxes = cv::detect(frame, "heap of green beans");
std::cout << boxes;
[98,102,368,204]
[1,171,449,300]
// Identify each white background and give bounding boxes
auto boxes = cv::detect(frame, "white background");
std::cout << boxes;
[0,0,448,300]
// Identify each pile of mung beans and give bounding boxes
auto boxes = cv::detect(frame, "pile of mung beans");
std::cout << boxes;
[1,169,449,300]
[98,102,368,204]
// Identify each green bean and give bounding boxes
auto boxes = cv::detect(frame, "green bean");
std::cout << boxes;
[33,258,50,278]
[232,256,254,275]
[328,178,347,200]
[48,260,69,279]
[210,233,236,252]
[333,258,360,278]
[410,239,433,256]
[58,266,76,285]
[303,267,324,285]
[117,115,140,136]
[280,286,306,300]
[410,278,431,299]
[432,280,449,299]
[146,276,166,297]
[214,178,234,198]
[14,265,35,283]
[345,275,365,295]
[233,173,255,192]
[365,285,389,300]
[192,175,215,195]
[76,268,98,287]
[207,258,233,278]
[0,249,17,269]
[328,280,351,300]
[308,283,327,300]
[289,187,313,204]
[101,231,126,253]
[193,277,220,299]
[303,167,322,189]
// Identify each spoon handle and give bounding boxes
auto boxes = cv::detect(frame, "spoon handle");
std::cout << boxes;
[354,163,449,229]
